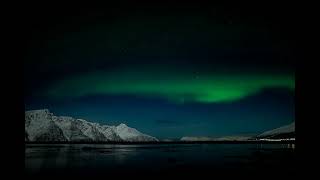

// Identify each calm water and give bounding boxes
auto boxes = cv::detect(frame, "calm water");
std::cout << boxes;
[25,143,295,177]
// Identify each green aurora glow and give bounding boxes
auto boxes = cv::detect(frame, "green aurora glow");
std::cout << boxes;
[45,67,294,103]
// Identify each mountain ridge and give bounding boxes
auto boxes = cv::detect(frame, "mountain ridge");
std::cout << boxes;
[257,122,295,139]
[180,122,295,141]
[25,109,158,142]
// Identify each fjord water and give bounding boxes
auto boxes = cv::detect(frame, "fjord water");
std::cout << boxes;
[25,143,295,176]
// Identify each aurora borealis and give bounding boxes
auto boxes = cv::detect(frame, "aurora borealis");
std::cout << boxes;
[24,5,295,138]
[46,67,294,103]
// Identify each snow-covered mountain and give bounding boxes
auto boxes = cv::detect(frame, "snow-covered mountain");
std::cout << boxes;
[25,109,158,142]
[25,109,67,141]
[257,122,295,139]
[115,123,158,142]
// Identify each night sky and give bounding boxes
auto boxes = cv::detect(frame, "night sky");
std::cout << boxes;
[24,4,295,139]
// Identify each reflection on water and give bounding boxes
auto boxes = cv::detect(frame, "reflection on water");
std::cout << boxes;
[25,143,295,176]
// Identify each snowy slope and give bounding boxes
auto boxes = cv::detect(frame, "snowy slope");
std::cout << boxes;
[115,123,158,142]
[25,109,158,142]
[25,109,67,141]
[257,122,295,138]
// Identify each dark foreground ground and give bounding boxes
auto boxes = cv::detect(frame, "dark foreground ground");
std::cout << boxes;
[25,143,296,178]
